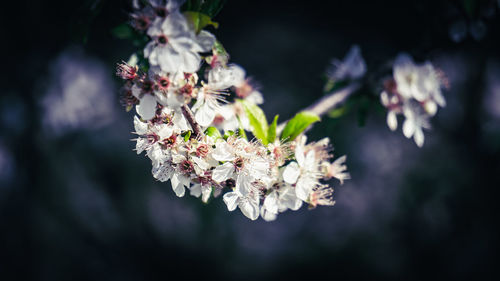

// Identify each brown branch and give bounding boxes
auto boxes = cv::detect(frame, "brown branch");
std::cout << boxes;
[181,104,204,139]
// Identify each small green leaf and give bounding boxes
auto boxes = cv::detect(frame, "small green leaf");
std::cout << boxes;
[205,126,222,139]
[280,111,320,142]
[328,104,350,119]
[238,127,247,140]
[213,40,227,55]
[223,130,235,140]
[236,116,248,140]
[267,115,279,144]
[111,23,135,39]
[239,100,268,143]
[183,11,219,33]
[323,79,336,93]
[182,130,192,142]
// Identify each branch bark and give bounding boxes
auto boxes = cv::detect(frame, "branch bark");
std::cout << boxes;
[181,104,204,139]
[277,82,361,133]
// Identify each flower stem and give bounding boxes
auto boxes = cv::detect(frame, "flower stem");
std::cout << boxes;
[181,104,204,139]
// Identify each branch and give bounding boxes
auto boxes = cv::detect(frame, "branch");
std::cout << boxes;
[277,82,361,133]
[181,104,204,139]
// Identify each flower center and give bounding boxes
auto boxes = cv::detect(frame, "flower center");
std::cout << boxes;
[141,80,154,93]
[155,7,168,18]
[234,157,245,170]
[136,17,150,30]
[224,179,236,189]
[161,135,177,149]
[156,77,170,90]
[180,160,194,174]
[179,84,193,96]
[157,35,168,45]
[196,144,209,157]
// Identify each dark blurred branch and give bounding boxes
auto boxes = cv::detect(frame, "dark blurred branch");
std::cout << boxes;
[277,82,361,133]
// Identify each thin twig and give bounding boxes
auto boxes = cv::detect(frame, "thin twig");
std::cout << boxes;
[181,104,204,139]
[277,82,361,134]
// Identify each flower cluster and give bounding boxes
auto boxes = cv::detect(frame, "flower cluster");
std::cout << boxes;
[116,0,349,220]
[380,54,447,147]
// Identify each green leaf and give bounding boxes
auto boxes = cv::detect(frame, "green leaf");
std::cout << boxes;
[239,100,268,143]
[182,130,192,142]
[183,11,219,33]
[267,115,279,144]
[280,111,320,142]
[205,126,222,139]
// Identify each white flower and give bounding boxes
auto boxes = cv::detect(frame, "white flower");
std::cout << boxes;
[223,189,260,220]
[393,54,446,106]
[309,185,335,208]
[382,53,446,147]
[208,64,246,90]
[393,54,423,100]
[260,184,303,221]
[192,65,245,127]
[416,62,446,110]
[283,138,321,201]
[133,116,174,156]
[191,88,224,127]
[322,155,350,184]
[189,172,214,203]
[211,139,270,195]
[144,12,208,73]
[402,102,431,147]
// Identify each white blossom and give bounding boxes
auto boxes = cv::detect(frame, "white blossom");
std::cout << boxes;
[223,189,260,220]
[381,53,446,147]
[144,12,209,73]
[117,3,352,221]
[283,137,321,201]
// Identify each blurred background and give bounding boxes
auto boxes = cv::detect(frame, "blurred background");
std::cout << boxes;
[1,0,499,280]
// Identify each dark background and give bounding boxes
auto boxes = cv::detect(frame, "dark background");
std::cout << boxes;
[1,0,499,280]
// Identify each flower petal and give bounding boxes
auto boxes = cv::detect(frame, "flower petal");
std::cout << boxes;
[414,127,425,147]
[171,174,185,197]
[195,30,216,53]
[201,186,212,203]
[195,102,216,127]
[283,162,300,184]
[136,94,157,120]
[295,176,314,201]
[402,118,415,139]
[239,199,259,220]
[190,183,202,198]
[223,191,239,211]
[212,162,234,183]
[134,115,148,135]
[263,191,279,214]
[211,141,235,161]
[387,111,398,131]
